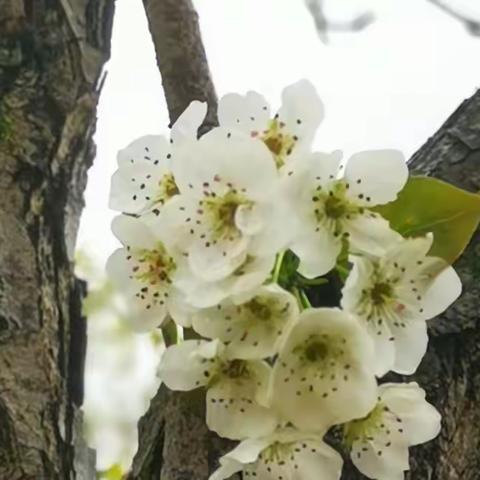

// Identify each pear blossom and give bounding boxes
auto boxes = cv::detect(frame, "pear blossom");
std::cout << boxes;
[109,101,206,215]
[271,308,377,432]
[192,284,299,359]
[343,382,441,480]
[218,79,324,168]
[176,253,276,308]
[210,428,343,480]
[155,128,290,284]
[285,149,408,278]
[158,339,278,440]
[341,234,462,376]
[106,215,192,331]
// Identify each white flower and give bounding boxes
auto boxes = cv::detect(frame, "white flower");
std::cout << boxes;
[218,79,324,168]
[210,428,343,480]
[109,101,206,215]
[285,149,408,278]
[271,308,377,432]
[156,128,290,283]
[192,284,299,359]
[106,215,193,331]
[341,234,462,376]
[175,253,276,308]
[344,382,441,480]
[158,339,278,440]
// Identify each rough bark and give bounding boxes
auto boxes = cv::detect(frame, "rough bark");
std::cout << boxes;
[132,1,480,478]
[0,1,114,479]
[142,0,218,131]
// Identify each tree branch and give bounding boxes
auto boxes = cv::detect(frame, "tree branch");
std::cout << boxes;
[142,0,218,131]
[0,0,114,477]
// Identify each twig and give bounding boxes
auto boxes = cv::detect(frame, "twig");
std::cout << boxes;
[304,0,374,43]
[427,0,480,35]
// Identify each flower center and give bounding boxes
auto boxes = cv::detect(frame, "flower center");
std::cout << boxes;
[324,194,348,219]
[133,243,176,286]
[155,172,179,204]
[204,191,248,240]
[260,441,293,464]
[221,359,250,379]
[259,119,296,168]
[244,297,272,320]
[304,340,329,362]
[343,402,385,448]
[370,282,394,306]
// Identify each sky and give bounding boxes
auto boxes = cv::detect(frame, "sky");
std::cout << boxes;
[77,0,480,470]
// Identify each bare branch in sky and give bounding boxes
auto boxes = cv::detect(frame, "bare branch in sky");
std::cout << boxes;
[427,0,480,35]
[304,0,375,43]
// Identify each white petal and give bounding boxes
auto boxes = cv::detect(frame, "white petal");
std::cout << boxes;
[105,248,131,286]
[170,100,207,143]
[111,215,156,249]
[351,415,409,480]
[166,288,195,327]
[246,197,293,256]
[173,129,278,200]
[209,459,243,480]
[109,161,168,214]
[157,340,221,391]
[287,439,343,480]
[345,213,401,257]
[292,228,341,278]
[177,254,275,309]
[150,195,198,251]
[419,264,462,320]
[341,256,375,312]
[277,79,324,149]
[192,284,299,359]
[223,437,270,464]
[343,150,408,206]
[369,319,396,377]
[117,135,169,168]
[391,319,428,375]
[206,362,278,440]
[380,383,441,446]
[218,91,270,134]
[189,235,249,282]
[123,301,167,332]
[253,437,343,480]
[382,235,433,270]
[235,203,264,235]
[272,308,377,432]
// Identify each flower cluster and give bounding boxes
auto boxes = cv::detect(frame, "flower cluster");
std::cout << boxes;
[107,81,462,479]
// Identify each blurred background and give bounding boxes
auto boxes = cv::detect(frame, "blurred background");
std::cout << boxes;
[75,0,480,475]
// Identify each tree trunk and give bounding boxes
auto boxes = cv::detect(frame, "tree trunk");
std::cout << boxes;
[0,1,114,479]
[132,2,480,478]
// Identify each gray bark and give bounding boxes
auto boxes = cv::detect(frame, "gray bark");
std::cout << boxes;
[132,1,480,478]
[0,1,114,478]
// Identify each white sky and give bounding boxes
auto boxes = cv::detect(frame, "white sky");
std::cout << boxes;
[78,0,480,469]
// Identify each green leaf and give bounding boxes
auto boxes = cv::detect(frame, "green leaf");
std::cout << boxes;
[375,176,480,264]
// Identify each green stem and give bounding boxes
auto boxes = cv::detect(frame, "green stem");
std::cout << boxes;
[297,276,328,287]
[292,287,312,310]
[272,250,286,283]
[299,289,312,309]
[336,264,350,279]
